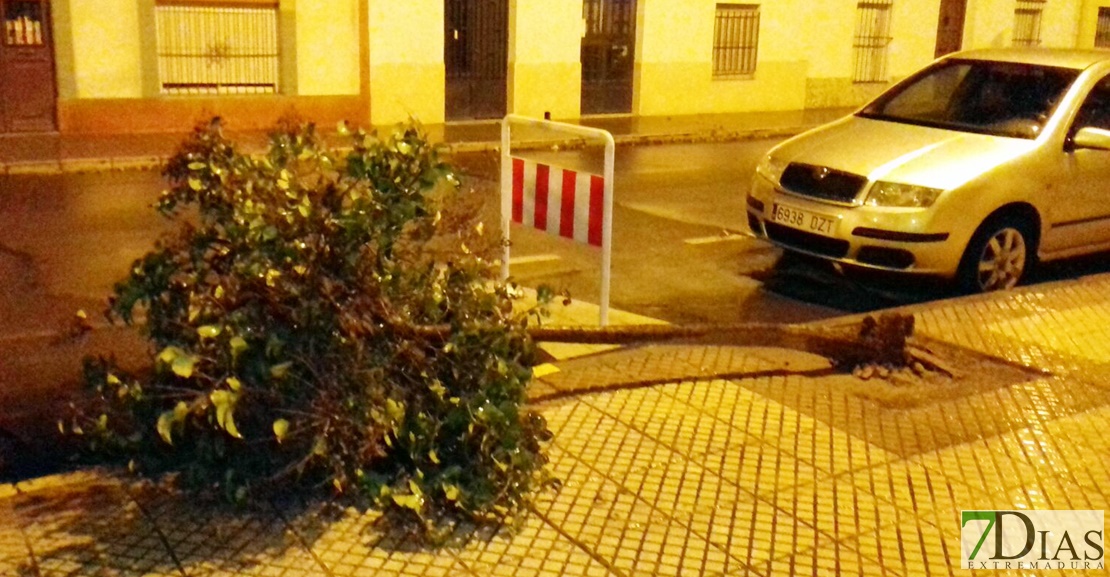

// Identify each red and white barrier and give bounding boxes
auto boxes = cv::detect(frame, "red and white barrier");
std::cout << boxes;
[510,157,605,247]
[500,115,615,325]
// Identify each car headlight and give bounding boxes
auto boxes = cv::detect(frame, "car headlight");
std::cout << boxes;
[864,181,943,208]
[755,152,789,184]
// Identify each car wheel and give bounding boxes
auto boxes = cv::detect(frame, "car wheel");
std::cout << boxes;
[957,216,1033,293]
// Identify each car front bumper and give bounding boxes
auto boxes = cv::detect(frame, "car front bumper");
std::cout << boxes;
[745,174,969,277]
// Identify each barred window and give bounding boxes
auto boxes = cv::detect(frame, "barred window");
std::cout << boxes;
[853,1,893,83]
[1096,7,1110,48]
[1013,0,1045,47]
[155,2,280,95]
[713,4,759,78]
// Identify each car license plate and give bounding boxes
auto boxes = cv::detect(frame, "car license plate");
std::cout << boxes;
[771,203,838,236]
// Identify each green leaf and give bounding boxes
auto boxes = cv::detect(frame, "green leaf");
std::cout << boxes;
[229,336,248,359]
[385,398,405,421]
[171,355,197,379]
[197,325,222,339]
[226,377,242,391]
[156,403,187,446]
[443,483,460,501]
[157,346,185,365]
[188,177,204,191]
[187,162,206,171]
[270,362,292,379]
[156,412,173,444]
[428,449,440,464]
[272,418,289,442]
[209,390,243,439]
[391,492,424,512]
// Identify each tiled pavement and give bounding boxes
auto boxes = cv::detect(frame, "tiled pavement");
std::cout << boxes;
[2,273,1109,576]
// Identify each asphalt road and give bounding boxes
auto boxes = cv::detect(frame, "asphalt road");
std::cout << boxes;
[0,140,838,346]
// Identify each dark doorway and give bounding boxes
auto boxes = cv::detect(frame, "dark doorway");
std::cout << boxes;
[934,0,967,58]
[1,0,56,132]
[581,0,636,115]
[445,0,507,120]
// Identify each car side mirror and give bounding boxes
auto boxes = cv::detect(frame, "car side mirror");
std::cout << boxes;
[1072,127,1110,151]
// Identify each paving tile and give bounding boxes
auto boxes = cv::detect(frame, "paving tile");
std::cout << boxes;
[134,485,325,576]
[0,497,33,575]
[851,518,960,577]
[984,303,1110,364]
[454,512,610,577]
[763,539,905,577]
[537,444,750,576]
[290,504,476,577]
[707,434,821,497]
[11,477,179,577]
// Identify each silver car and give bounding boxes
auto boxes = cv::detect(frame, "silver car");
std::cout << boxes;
[746,48,1110,292]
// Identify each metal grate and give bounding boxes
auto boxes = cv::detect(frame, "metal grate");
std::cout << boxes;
[581,0,637,114]
[853,1,893,83]
[155,3,279,95]
[3,1,46,46]
[780,163,868,204]
[1097,7,1110,48]
[1013,0,1045,47]
[713,4,759,78]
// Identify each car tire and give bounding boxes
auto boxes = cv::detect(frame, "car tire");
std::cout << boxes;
[957,215,1034,293]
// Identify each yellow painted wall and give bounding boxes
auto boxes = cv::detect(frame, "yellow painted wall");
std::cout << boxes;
[964,0,1016,48]
[296,0,360,95]
[68,0,143,98]
[1077,0,1110,48]
[965,0,1083,49]
[889,0,942,76]
[1041,0,1083,47]
[509,0,581,119]
[802,0,940,108]
[369,0,444,125]
[634,0,807,116]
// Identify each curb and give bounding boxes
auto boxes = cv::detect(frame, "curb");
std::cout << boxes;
[0,126,816,175]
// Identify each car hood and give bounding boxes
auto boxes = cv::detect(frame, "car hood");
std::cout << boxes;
[772,116,1038,190]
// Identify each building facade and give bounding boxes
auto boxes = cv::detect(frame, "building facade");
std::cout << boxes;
[4,0,1110,135]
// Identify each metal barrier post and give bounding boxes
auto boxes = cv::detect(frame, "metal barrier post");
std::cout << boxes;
[500,114,615,326]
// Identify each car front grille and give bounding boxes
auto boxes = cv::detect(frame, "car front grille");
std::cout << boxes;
[780,163,867,204]
[764,222,850,259]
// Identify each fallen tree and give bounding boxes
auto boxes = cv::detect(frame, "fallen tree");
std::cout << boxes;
[406,312,955,378]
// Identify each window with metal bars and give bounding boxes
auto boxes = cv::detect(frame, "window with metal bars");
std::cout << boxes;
[1013,0,1045,47]
[1096,7,1110,48]
[853,1,892,83]
[155,1,280,95]
[713,4,759,78]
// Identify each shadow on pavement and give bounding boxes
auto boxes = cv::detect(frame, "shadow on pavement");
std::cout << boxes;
[5,469,523,575]
[754,249,1110,315]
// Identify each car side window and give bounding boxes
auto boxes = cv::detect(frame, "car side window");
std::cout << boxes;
[1074,77,1110,131]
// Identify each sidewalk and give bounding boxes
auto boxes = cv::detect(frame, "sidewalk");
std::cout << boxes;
[3,273,1110,576]
[3,111,1109,576]
[0,108,854,174]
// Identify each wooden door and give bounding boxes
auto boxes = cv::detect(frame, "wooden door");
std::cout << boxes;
[1,0,56,132]
[934,0,967,58]
[445,0,508,120]
[581,0,636,115]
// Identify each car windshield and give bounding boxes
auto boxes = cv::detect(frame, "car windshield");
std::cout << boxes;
[858,59,1080,139]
